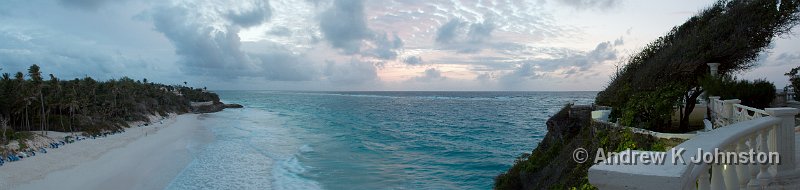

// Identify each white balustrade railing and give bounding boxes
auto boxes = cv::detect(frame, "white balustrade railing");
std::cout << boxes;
[684,116,780,190]
[589,108,799,190]
[708,96,770,128]
[709,97,725,127]
[731,104,769,124]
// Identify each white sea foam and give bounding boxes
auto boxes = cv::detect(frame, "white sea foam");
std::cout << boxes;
[272,155,322,190]
[299,144,314,153]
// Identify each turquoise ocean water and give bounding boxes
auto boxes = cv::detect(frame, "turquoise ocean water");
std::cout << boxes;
[167,91,596,189]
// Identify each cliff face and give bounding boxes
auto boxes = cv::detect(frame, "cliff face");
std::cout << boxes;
[190,101,223,113]
[494,105,674,189]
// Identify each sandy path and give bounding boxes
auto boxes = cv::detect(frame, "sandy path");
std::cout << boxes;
[0,114,212,190]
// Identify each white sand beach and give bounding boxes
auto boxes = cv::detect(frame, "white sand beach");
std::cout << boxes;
[0,113,212,190]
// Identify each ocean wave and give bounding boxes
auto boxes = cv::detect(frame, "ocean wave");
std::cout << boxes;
[272,155,322,190]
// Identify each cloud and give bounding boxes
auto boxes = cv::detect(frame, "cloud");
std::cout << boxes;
[556,0,623,10]
[150,0,316,81]
[252,45,319,81]
[0,25,147,80]
[224,0,272,28]
[367,32,403,60]
[403,56,423,65]
[319,0,371,54]
[267,26,292,36]
[323,58,378,84]
[435,19,464,44]
[434,18,498,53]
[499,63,543,84]
[537,40,620,72]
[773,52,800,66]
[467,19,495,43]
[58,0,111,11]
[412,68,445,82]
[496,39,622,84]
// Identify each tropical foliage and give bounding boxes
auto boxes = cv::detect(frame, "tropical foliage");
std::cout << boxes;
[596,0,799,131]
[0,64,219,143]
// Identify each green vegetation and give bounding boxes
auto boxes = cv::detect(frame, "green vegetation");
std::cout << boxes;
[787,66,800,101]
[700,75,776,109]
[494,105,683,190]
[0,64,220,144]
[596,0,799,132]
[496,2,800,189]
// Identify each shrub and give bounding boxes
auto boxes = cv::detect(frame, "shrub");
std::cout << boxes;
[611,83,685,131]
[701,75,776,109]
[786,66,800,101]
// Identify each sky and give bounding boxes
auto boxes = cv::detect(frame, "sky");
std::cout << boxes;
[0,0,798,91]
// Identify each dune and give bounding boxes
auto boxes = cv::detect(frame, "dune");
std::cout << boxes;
[0,113,212,190]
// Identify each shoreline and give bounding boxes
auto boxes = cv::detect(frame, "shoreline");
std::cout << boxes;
[0,113,212,190]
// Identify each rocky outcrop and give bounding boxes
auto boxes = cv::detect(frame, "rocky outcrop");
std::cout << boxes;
[190,101,225,113]
[190,101,244,113]
[494,105,679,189]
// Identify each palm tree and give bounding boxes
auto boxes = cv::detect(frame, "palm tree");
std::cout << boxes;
[48,74,61,131]
[13,72,29,131]
[28,64,46,135]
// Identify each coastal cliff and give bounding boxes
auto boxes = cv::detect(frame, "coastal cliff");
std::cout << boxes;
[494,105,680,189]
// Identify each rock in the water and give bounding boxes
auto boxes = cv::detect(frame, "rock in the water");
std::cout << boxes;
[224,104,243,108]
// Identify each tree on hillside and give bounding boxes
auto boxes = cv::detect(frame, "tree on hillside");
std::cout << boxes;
[0,64,219,136]
[596,0,800,131]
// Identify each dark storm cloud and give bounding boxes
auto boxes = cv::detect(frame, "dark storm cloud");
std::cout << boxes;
[150,1,317,81]
[556,0,623,10]
[319,0,371,54]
